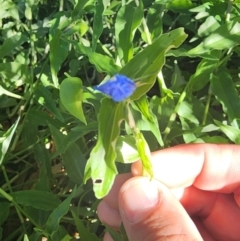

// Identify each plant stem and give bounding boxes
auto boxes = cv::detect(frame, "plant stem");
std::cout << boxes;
[163,89,187,142]
[226,0,233,22]
[0,187,41,229]
[202,87,212,125]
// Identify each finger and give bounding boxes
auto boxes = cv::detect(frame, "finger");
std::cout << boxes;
[181,186,240,240]
[97,200,121,229]
[132,144,240,193]
[119,177,203,241]
[103,173,132,209]
[103,232,114,241]
[192,217,216,241]
[97,173,131,230]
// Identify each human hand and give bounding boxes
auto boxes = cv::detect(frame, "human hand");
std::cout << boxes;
[97,144,240,241]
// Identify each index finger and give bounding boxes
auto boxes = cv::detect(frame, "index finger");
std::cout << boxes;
[132,144,240,193]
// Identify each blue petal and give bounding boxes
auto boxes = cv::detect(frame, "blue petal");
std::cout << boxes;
[93,74,136,102]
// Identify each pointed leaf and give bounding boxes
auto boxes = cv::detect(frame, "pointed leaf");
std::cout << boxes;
[0,117,20,164]
[60,77,86,124]
[84,99,125,198]
[50,29,69,87]
[49,124,85,183]
[35,85,64,122]
[120,28,187,100]
[0,33,28,59]
[211,71,240,122]
[71,211,100,241]
[214,120,240,144]
[45,187,76,235]
[12,191,61,211]
[115,0,143,64]
[189,19,240,54]
[133,96,164,146]
[92,0,104,51]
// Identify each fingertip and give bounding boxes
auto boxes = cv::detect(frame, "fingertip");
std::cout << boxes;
[97,200,122,229]
[118,176,203,241]
[131,161,142,176]
[103,232,114,241]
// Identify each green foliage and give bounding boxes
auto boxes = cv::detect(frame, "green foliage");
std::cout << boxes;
[0,0,240,240]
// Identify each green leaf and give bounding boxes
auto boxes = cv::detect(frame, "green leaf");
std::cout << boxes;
[178,101,199,124]
[50,29,69,87]
[167,0,195,11]
[49,124,85,183]
[45,187,76,236]
[115,136,139,163]
[84,99,125,198]
[151,95,176,132]
[198,16,220,37]
[92,0,104,51]
[51,122,98,158]
[115,0,143,64]
[0,62,30,85]
[0,0,19,20]
[135,130,153,178]
[0,117,20,165]
[84,139,116,199]
[133,96,164,146]
[59,77,86,124]
[12,191,61,210]
[180,117,197,143]
[71,0,89,19]
[33,143,54,191]
[187,57,219,92]
[0,33,28,59]
[35,85,64,122]
[189,19,240,54]
[214,120,240,144]
[62,143,86,184]
[0,202,10,226]
[100,99,125,162]
[88,52,120,76]
[210,70,240,123]
[105,224,124,241]
[120,28,187,100]
[146,2,164,40]
[71,211,100,241]
[76,43,120,75]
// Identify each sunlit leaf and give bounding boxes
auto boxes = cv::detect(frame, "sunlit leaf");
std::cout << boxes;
[50,29,69,87]
[133,96,164,146]
[0,117,20,165]
[60,77,86,124]
[35,85,64,122]
[0,33,28,59]
[115,0,143,64]
[120,28,187,100]
[84,99,125,198]
[189,19,240,54]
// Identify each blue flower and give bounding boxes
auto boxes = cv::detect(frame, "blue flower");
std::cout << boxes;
[93,74,136,102]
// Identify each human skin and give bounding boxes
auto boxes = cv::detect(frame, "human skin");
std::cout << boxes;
[97,144,240,241]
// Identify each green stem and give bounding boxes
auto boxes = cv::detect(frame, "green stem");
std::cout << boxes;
[157,71,167,97]
[163,89,187,142]
[0,187,41,229]
[202,87,212,125]
[142,17,152,45]
[226,0,233,22]
[127,103,153,178]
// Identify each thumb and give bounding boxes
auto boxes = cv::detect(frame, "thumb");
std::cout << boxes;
[118,177,203,241]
